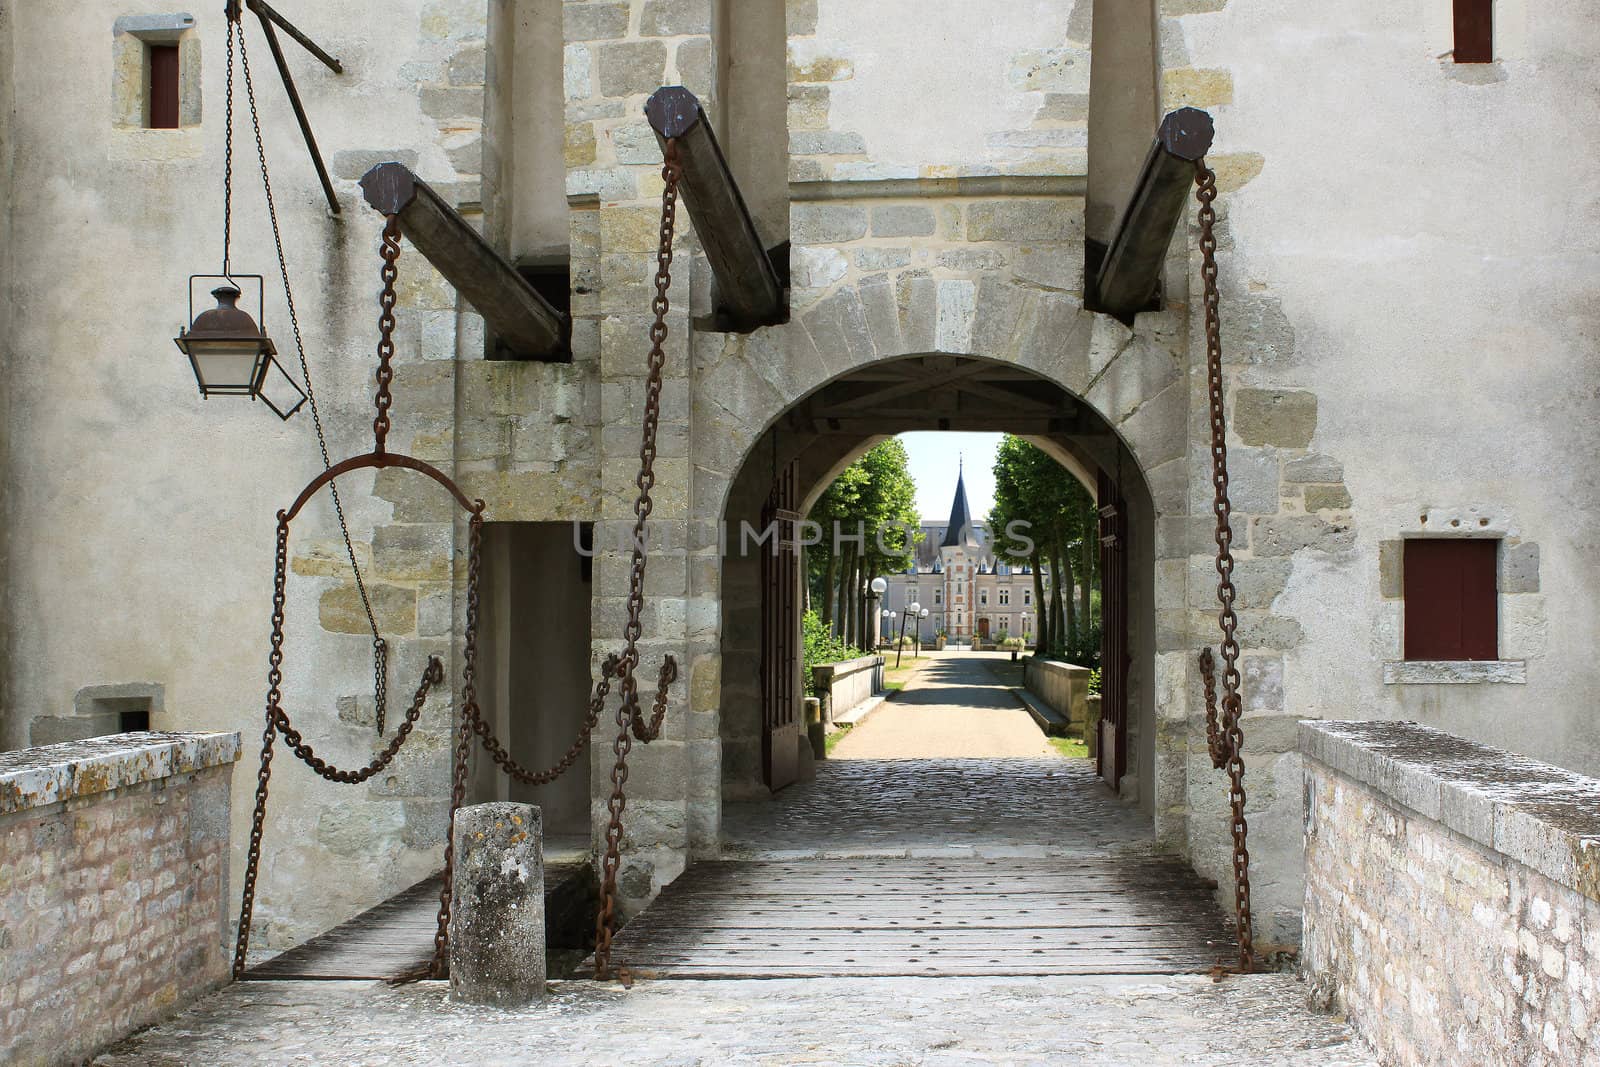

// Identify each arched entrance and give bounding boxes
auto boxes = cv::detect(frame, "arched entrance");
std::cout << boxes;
[715,353,1163,823]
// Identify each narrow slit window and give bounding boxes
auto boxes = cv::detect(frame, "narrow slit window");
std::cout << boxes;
[1403,539,1498,660]
[148,43,180,128]
[1453,0,1493,63]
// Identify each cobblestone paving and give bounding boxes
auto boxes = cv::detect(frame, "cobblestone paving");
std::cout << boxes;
[832,653,1056,759]
[95,975,1376,1066]
[720,755,1149,859]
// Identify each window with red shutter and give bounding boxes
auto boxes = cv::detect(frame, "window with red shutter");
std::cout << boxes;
[148,44,180,128]
[1453,0,1493,63]
[1403,539,1498,660]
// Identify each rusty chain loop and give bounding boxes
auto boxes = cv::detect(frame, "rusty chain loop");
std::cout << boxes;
[1194,162,1254,973]
[236,150,683,984]
[593,139,684,980]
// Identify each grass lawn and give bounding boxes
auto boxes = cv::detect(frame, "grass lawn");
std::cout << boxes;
[824,723,853,754]
[1049,736,1089,759]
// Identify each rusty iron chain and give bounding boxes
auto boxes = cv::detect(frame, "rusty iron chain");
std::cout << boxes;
[592,138,684,981]
[236,149,683,984]
[235,14,389,735]
[1194,161,1255,973]
[373,214,402,455]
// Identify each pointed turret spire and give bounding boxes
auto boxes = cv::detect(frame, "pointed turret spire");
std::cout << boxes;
[941,465,978,548]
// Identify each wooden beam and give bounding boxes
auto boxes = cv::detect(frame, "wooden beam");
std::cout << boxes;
[360,162,569,361]
[1093,107,1215,322]
[645,86,786,332]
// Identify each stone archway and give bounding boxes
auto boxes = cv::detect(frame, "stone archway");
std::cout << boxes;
[705,335,1181,842]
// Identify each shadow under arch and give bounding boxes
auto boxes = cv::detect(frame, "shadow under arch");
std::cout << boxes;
[715,352,1163,828]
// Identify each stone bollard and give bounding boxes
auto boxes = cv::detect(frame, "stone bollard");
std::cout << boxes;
[449,802,545,1006]
[805,696,826,760]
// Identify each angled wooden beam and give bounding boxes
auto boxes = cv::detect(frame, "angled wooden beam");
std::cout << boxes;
[645,86,786,333]
[245,0,342,72]
[251,6,340,215]
[360,162,569,361]
[1093,107,1215,322]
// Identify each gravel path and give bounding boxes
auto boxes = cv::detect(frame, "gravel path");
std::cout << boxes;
[831,651,1055,759]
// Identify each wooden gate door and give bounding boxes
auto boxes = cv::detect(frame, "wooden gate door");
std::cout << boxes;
[977,617,991,641]
[761,461,803,791]
[1097,470,1129,790]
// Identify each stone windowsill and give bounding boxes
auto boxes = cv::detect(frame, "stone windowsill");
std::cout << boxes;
[1382,659,1525,684]
[0,731,241,816]
[1300,720,1600,903]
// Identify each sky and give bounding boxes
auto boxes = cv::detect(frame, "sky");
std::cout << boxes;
[899,432,1004,522]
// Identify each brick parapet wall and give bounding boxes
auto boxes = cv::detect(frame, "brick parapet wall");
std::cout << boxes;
[1302,720,1600,1066]
[0,732,240,1067]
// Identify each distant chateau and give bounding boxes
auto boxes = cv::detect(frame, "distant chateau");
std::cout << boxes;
[879,466,1049,645]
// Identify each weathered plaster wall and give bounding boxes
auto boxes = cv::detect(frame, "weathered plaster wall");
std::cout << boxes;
[0,0,515,946]
[791,0,1089,183]
[1165,0,1600,944]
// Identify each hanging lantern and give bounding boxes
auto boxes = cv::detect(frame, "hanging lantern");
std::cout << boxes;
[175,276,306,419]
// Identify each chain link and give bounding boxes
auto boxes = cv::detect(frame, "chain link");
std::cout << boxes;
[374,215,401,454]
[1194,162,1255,973]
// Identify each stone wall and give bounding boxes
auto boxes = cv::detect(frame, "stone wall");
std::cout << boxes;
[0,732,240,1067]
[1302,720,1600,1066]
[811,653,883,723]
[1023,656,1091,732]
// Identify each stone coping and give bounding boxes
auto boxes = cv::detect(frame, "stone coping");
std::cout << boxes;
[1024,656,1092,674]
[0,731,241,816]
[811,654,884,679]
[1300,720,1600,904]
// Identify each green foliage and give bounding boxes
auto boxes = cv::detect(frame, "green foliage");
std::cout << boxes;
[1060,621,1102,672]
[807,439,923,635]
[1049,736,1089,759]
[802,609,862,694]
[1087,668,1102,696]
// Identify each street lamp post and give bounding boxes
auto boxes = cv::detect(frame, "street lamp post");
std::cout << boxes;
[916,607,929,655]
[896,601,920,668]
[868,576,888,648]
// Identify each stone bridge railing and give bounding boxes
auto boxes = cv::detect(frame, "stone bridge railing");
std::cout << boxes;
[1302,720,1600,1066]
[1022,657,1092,734]
[811,654,885,725]
[0,731,240,1067]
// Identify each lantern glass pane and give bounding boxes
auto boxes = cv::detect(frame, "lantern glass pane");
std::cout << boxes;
[188,340,266,391]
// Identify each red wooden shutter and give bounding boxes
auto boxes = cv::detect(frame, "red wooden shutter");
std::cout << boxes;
[149,45,180,129]
[1453,0,1493,63]
[1403,539,1498,660]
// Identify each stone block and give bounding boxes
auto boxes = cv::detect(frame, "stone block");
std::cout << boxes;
[1231,557,1292,609]
[594,41,668,97]
[1233,389,1317,449]
[1242,655,1283,712]
[789,130,867,156]
[1283,453,1342,483]
[449,803,545,1006]
[564,1,628,41]
[938,248,1009,272]
[447,44,487,86]
[1378,539,1403,598]
[967,200,1077,242]
[420,86,485,122]
[1303,484,1352,511]
[870,205,936,238]
[788,84,829,130]
[372,524,453,582]
[676,38,713,96]
[565,122,598,167]
[1501,541,1540,593]
[1251,515,1354,558]
[786,0,818,34]
[319,582,417,636]
[332,149,419,181]
[1035,92,1091,122]
[1008,47,1091,94]
[787,42,853,82]
[791,203,868,244]
[1011,245,1083,292]
[1163,67,1234,110]
[641,0,711,37]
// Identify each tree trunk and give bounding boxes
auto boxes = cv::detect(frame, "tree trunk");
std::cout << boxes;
[821,549,838,636]
[1049,535,1068,655]
[1079,524,1094,632]
[1030,550,1048,653]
